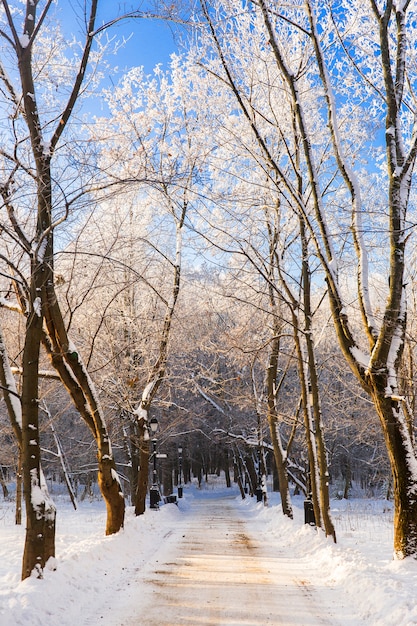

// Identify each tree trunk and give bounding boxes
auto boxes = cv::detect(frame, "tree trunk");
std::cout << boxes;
[14,0,102,576]
[224,449,231,488]
[0,467,8,499]
[266,325,293,518]
[15,450,22,525]
[369,376,417,557]
[135,430,150,516]
[268,414,292,516]
[0,323,23,524]
[343,459,351,500]
[21,282,56,579]
[42,331,125,534]
[290,310,321,529]
[233,452,246,499]
[245,454,257,496]
[129,422,140,504]
[98,458,125,535]
[162,461,173,496]
[300,219,336,541]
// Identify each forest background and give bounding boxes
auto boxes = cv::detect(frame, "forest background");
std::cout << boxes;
[0,0,416,581]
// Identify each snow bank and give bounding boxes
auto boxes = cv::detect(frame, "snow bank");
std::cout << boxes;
[239,494,417,626]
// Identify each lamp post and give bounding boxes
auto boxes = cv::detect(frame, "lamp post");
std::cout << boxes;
[149,416,160,509]
[178,445,183,498]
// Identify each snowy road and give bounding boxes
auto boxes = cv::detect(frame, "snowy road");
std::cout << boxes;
[2,488,408,625]
[117,495,349,626]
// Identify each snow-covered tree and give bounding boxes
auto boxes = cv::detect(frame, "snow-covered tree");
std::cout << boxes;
[83,60,206,512]
[0,1,125,579]
[193,0,417,558]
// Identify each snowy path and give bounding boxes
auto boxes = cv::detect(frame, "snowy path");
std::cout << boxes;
[114,495,348,626]
[3,488,412,625]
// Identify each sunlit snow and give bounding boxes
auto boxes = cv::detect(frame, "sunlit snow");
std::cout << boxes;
[0,477,415,625]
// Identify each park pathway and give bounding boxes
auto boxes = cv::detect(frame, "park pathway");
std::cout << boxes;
[121,495,354,626]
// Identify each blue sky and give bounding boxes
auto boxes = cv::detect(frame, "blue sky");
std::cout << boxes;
[99,13,180,74]
[62,2,182,75]
[54,2,185,116]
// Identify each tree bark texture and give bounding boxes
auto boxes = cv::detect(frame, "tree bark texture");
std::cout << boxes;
[368,374,417,557]
[135,429,150,516]
[21,262,56,579]
[300,220,336,541]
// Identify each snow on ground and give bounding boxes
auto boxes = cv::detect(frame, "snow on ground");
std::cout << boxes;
[0,479,415,625]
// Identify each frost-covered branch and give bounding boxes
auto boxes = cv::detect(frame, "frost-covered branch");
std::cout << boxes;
[305,0,378,348]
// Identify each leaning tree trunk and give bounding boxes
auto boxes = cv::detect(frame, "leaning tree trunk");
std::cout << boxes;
[134,204,186,513]
[11,0,103,576]
[43,332,125,534]
[369,377,417,557]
